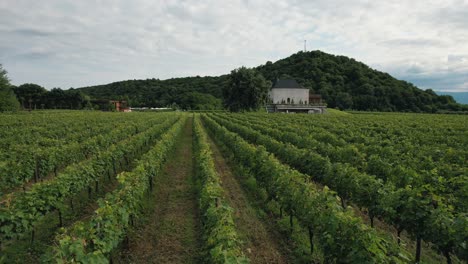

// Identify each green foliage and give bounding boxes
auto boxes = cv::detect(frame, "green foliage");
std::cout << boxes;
[181,91,222,110]
[223,67,271,112]
[79,76,228,109]
[47,88,89,109]
[0,64,20,112]
[193,116,248,263]
[74,51,467,113]
[256,51,467,112]
[14,83,47,109]
[335,92,353,110]
[0,87,20,112]
[0,114,181,244]
[0,112,177,196]
[13,84,89,110]
[202,114,407,263]
[0,64,9,88]
[210,112,467,263]
[51,116,186,262]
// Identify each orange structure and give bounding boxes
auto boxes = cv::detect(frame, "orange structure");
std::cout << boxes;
[110,100,130,112]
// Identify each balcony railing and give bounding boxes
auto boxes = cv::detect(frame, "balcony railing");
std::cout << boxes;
[273,104,327,109]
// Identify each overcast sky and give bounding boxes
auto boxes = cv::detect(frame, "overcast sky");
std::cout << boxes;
[1,0,467,92]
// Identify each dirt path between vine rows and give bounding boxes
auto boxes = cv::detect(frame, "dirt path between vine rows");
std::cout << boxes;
[206,134,291,264]
[117,117,202,263]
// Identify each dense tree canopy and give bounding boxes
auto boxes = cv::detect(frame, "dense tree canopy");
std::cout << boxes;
[0,64,20,112]
[256,51,467,112]
[223,67,270,112]
[13,84,90,110]
[177,91,222,110]
[78,76,228,109]
[24,50,468,112]
[14,83,47,109]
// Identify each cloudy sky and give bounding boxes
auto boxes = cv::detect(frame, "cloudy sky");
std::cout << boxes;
[1,0,467,92]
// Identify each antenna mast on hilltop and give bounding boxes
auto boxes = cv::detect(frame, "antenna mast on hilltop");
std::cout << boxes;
[304,40,307,52]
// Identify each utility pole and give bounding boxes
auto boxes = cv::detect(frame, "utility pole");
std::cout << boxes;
[304,40,307,52]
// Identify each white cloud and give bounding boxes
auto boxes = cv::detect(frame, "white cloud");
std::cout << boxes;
[0,0,467,92]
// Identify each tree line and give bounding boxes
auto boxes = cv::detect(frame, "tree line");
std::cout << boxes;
[78,51,467,113]
[0,64,20,112]
[13,84,91,110]
[1,64,92,111]
[3,49,468,112]
[79,76,226,110]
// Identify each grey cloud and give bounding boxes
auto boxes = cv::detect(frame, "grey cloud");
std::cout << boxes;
[378,38,445,47]
[429,5,468,28]
[398,70,468,92]
[448,54,468,63]
[405,65,426,74]
[9,28,78,37]
[13,51,55,60]
[10,29,54,37]
[0,0,467,92]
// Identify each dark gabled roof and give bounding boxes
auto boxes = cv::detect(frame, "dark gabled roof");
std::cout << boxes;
[272,79,305,89]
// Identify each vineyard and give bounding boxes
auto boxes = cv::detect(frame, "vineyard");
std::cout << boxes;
[0,111,466,263]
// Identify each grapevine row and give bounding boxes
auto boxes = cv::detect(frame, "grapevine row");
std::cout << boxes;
[0,115,169,196]
[193,116,248,263]
[51,116,186,262]
[235,113,466,185]
[207,114,467,263]
[215,113,466,212]
[202,114,407,263]
[0,115,181,244]
[0,111,140,152]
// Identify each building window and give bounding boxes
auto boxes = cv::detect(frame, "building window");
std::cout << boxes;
[287,98,290,104]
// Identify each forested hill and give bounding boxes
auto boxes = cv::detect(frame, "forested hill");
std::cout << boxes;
[78,75,228,109]
[256,51,464,112]
[78,50,466,112]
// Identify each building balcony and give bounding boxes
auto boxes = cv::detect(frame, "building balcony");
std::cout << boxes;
[273,103,327,109]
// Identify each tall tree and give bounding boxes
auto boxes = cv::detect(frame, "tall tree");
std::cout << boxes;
[223,67,270,112]
[0,64,20,112]
[14,83,47,109]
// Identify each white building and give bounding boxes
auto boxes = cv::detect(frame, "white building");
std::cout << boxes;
[267,79,326,114]
[269,79,309,104]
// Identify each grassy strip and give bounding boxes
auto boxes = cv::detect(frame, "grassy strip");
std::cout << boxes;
[50,116,186,262]
[193,115,248,264]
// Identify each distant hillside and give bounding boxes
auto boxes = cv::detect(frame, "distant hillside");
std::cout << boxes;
[255,51,465,112]
[78,51,467,112]
[436,91,468,105]
[79,76,228,109]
